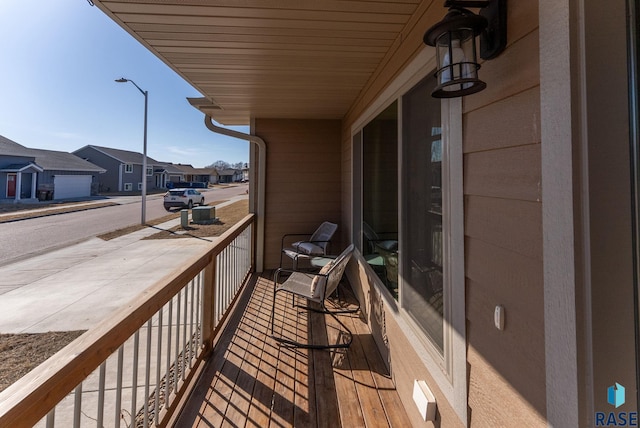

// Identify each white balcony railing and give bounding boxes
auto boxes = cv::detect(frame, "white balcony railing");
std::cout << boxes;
[0,214,255,428]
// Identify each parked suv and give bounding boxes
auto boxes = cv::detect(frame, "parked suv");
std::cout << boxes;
[163,188,205,210]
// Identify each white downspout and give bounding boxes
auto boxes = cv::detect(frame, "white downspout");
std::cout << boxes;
[203,115,266,273]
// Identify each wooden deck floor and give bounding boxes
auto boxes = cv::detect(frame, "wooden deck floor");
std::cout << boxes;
[177,272,412,427]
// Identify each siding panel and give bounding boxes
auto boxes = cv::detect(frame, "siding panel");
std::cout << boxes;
[464,144,541,201]
[257,119,342,269]
[463,29,540,114]
[465,237,545,417]
[464,86,541,153]
[465,195,542,260]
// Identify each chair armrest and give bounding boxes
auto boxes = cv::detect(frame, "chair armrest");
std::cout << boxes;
[273,267,328,285]
[283,238,333,256]
[280,233,312,251]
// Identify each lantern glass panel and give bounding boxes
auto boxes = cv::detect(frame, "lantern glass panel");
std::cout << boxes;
[435,29,480,93]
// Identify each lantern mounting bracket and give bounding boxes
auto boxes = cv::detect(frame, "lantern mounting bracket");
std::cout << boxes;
[444,1,491,7]
[443,0,507,60]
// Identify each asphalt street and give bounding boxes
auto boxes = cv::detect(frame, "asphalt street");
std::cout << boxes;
[0,184,248,266]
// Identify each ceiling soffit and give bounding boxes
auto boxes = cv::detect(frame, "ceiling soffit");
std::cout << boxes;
[94,1,421,125]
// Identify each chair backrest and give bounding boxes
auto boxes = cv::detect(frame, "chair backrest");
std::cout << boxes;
[362,221,379,241]
[317,244,354,300]
[309,221,338,252]
[361,221,379,253]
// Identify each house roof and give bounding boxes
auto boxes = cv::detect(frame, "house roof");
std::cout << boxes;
[0,136,104,173]
[174,163,199,174]
[0,162,44,173]
[75,145,161,165]
[0,135,35,158]
[156,163,186,175]
[218,169,241,176]
[193,168,218,176]
[174,164,218,176]
[90,1,423,125]
[26,149,106,173]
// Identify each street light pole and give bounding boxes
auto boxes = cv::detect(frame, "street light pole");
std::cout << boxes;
[115,78,148,225]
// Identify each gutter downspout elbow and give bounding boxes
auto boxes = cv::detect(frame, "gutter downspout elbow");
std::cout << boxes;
[204,115,266,273]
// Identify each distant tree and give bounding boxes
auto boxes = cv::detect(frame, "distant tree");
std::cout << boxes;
[231,162,245,169]
[207,160,231,170]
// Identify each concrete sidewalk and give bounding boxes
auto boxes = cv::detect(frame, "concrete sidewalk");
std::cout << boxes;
[0,195,247,334]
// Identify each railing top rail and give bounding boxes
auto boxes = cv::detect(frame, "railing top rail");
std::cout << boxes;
[0,213,255,426]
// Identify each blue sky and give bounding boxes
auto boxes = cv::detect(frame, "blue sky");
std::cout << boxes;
[0,1,249,167]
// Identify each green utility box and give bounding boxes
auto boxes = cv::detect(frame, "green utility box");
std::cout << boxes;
[192,206,216,224]
[180,209,189,228]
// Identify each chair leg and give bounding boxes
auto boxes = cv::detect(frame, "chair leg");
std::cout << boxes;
[270,271,278,336]
[270,293,353,349]
[324,282,360,314]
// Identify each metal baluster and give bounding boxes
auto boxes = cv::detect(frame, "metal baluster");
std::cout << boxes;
[45,408,55,428]
[131,331,140,428]
[197,271,202,348]
[97,362,106,428]
[215,254,221,325]
[189,277,195,368]
[155,309,163,427]
[73,384,82,428]
[115,346,124,428]
[165,299,173,408]
[234,237,239,293]
[144,319,152,428]
[175,290,181,392]
[223,249,228,313]
[182,285,188,380]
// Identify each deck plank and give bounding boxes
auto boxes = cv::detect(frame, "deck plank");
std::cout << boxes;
[347,304,414,428]
[221,279,268,427]
[177,272,411,428]
[246,277,280,427]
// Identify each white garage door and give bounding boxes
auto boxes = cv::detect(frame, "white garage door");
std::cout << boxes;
[53,175,92,200]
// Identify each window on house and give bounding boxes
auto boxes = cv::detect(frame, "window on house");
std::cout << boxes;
[352,131,362,247]
[147,167,153,176]
[353,74,461,358]
[125,164,133,173]
[124,183,133,191]
[138,182,143,191]
[352,58,466,420]
[361,102,399,298]
[401,76,444,353]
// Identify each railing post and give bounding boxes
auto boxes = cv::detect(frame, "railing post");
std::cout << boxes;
[202,254,217,355]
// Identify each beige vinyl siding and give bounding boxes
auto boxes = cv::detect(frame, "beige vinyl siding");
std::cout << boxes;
[463,20,544,425]
[255,119,342,269]
[341,1,544,427]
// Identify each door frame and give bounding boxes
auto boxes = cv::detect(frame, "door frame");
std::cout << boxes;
[6,173,16,198]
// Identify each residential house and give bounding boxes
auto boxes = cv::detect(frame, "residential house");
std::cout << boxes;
[175,163,219,184]
[27,148,106,200]
[73,145,163,193]
[0,135,105,202]
[154,162,185,188]
[216,168,242,183]
[3,1,637,427]
[0,135,42,202]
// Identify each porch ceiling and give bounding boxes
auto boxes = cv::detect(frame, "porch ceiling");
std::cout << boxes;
[92,0,421,125]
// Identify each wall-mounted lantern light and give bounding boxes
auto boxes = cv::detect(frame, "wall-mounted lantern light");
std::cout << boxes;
[423,0,507,98]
